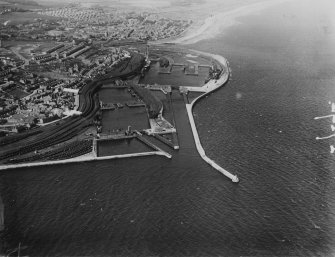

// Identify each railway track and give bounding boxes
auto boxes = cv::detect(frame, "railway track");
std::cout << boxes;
[0,54,145,162]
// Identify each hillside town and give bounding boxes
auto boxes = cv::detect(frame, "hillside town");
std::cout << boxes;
[38,6,191,41]
[0,4,191,42]
[0,3,191,136]
[0,38,133,134]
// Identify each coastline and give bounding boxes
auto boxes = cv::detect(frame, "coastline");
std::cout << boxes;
[167,0,290,45]
[0,0,290,176]
[2,1,334,256]
[0,49,234,179]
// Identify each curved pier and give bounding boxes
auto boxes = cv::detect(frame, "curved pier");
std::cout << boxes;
[185,51,239,183]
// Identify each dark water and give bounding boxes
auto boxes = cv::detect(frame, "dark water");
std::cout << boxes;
[99,88,149,132]
[140,58,209,87]
[101,108,149,133]
[99,88,133,103]
[97,138,152,157]
[1,0,335,256]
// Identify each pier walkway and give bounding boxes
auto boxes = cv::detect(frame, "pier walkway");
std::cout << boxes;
[0,150,171,171]
[153,134,177,149]
[186,104,238,183]
[135,131,173,155]
[185,51,239,183]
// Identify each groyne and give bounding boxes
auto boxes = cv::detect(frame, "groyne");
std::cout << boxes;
[185,51,239,183]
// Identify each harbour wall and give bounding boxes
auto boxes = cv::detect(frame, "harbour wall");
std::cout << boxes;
[185,50,239,183]
[0,151,172,171]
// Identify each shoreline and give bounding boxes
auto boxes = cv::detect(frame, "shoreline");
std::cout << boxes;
[0,49,234,181]
[165,0,290,45]
[0,0,284,176]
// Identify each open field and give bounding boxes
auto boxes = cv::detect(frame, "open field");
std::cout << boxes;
[0,11,59,26]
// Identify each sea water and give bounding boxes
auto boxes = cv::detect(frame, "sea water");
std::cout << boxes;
[1,0,335,256]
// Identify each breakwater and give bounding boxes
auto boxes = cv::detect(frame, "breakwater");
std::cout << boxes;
[0,150,171,171]
[185,50,239,183]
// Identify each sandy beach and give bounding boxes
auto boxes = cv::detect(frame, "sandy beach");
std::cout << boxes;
[169,0,291,45]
